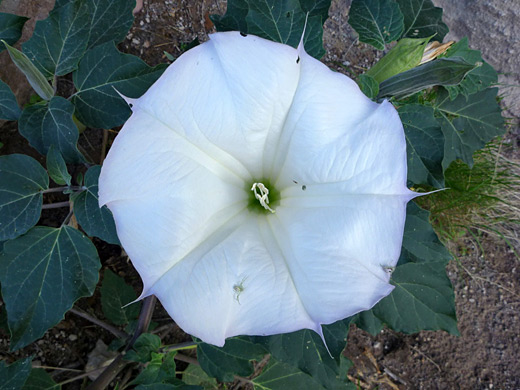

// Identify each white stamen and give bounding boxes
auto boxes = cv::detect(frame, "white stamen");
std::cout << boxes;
[251,182,275,213]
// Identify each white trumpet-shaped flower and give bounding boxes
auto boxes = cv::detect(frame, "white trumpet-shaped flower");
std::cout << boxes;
[99,32,417,347]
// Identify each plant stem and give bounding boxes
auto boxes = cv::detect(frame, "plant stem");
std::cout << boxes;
[85,296,156,390]
[69,307,128,340]
[42,186,83,194]
[163,341,197,352]
[174,353,198,365]
[42,201,70,209]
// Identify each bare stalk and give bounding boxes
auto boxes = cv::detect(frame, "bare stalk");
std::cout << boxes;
[42,201,70,209]
[85,296,156,390]
[69,307,128,340]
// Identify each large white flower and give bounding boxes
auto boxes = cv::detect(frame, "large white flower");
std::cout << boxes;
[99,31,416,347]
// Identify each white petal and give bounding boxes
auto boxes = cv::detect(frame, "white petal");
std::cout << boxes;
[271,194,409,324]
[271,48,410,196]
[99,111,247,291]
[133,32,302,179]
[150,213,318,346]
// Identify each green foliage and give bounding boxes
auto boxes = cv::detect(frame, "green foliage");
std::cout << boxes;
[131,351,177,386]
[357,203,457,335]
[0,154,48,241]
[378,57,476,99]
[252,360,326,390]
[182,365,218,389]
[72,41,166,128]
[18,97,84,163]
[46,145,72,186]
[357,74,378,100]
[72,165,120,244]
[0,357,32,390]
[395,0,448,40]
[0,79,21,120]
[211,0,331,59]
[1,41,54,100]
[442,37,498,99]
[22,0,91,78]
[125,333,163,363]
[197,337,268,382]
[348,0,404,50]
[0,12,28,50]
[434,87,504,169]
[0,226,101,350]
[22,368,60,390]
[100,269,140,326]
[399,104,444,187]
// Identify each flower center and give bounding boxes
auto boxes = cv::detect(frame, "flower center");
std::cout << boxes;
[248,180,280,214]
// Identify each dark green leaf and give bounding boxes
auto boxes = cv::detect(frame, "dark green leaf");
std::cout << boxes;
[46,145,71,186]
[0,154,48,241]
[0,226,101,350]
[100,269,139,326]
[18,97,83,163]
[378,57,476,99]
[0,79,21,120]
[357,203,455,335]
[72,166,120,245]
[22,0,91,78]
[85,0,135,49]
[365,37,430,83]
[210,0,248,32]
[399,104,444,187]
[136,384,202,390]
[353,310,383,336]
[255,319,353,390]
[131,352,177,386]
[211,0,331,59]
[125,333,162,363]
[371,260,458,334]
[348,0,404,50]
[182,365,218,390]
[1,41,54,100]
[22,368,60,390]
[399,202,451,266]
[197,337,267,382]
[252,359,326,390]
[0,357,32,390]
[357,74,378,100]
[0,13,28,50]
[443,38,498,99]
[396,0,448,40]
[434,87,504,169]
[72,42,166,128]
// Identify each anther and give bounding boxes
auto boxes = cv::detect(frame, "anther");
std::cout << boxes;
[251,182,275,213]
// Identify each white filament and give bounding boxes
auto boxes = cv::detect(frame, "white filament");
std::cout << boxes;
[251,182,275,213]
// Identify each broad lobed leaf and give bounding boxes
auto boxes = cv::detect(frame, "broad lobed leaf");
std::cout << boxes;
[100,269,140,326]
[434,87,504,169]
[0,226,101,350]
[0,12,28,50]
[356,202,457,335]
[395,0,448,41]
[0,154,48,241]
[211,0,331,59]
[348,0,404,50]
[72,41,166,128]
[18,96,84,163]
[72,165,120,245]
[399,104,444,188]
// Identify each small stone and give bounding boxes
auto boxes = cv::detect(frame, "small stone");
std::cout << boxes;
[143,41,151,48]
[69,334,78,341]
[132,38,140,45]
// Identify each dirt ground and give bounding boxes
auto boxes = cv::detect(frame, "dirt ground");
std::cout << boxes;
[0,0,519,389]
